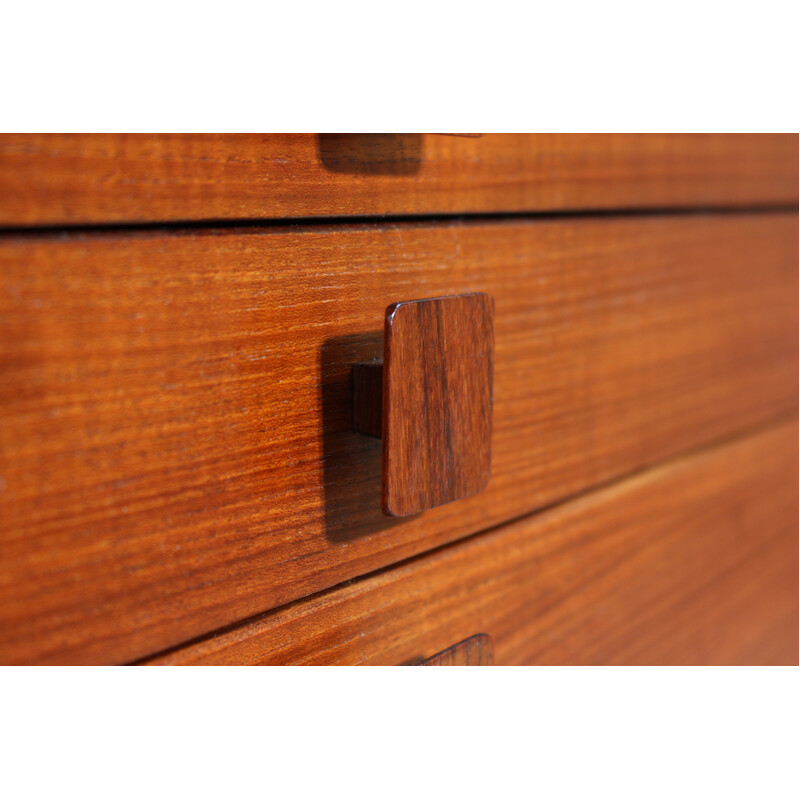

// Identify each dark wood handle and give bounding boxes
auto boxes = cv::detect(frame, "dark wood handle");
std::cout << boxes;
[353,293,494,517]
[419,634,494,665]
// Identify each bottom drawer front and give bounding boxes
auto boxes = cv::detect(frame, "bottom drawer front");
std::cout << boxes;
[150,420,798,665]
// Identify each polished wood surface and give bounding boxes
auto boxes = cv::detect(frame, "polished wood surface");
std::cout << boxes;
[0,134,796,227]
[382,293,494,516]
[1,214,796,664]
[149,422,798,665]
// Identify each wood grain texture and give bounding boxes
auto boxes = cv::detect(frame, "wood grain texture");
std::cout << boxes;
[150,421,799,666]
[0,214,797,664]
[0,134,796,227]
[420,634,493,666]
[383,294,494,517]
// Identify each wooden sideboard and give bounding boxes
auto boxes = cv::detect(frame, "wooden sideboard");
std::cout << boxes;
[0,134,797,665]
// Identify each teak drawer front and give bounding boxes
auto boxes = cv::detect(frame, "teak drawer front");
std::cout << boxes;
[0,134,796,227]
[0,214,797,664]
[150,421,799,666]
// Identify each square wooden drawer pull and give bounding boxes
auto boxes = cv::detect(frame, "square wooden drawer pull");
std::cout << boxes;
[353,293,495,517]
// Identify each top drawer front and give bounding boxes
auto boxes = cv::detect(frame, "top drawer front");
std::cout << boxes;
[0,213,797,664]
[0,134,796,227]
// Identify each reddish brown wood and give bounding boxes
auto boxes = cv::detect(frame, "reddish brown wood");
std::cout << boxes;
[355,294,495,517]
[420,634,493,665]
[0,134,796,226]
[149,421,798,666]
[0,215,796,664]
[354,294,494,516]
